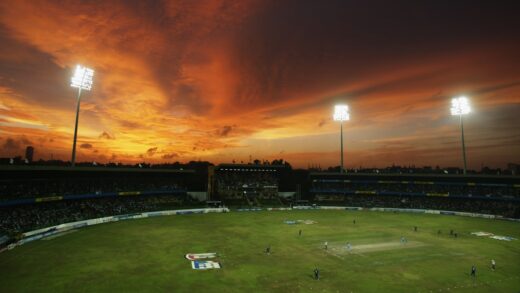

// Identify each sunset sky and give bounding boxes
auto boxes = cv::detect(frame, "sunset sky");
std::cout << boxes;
[0,0,519,169]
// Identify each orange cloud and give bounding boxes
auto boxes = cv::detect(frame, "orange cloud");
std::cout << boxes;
[0,1,519,168]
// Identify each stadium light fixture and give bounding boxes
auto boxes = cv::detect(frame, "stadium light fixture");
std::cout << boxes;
[333,105,350,173]
[450,96,470,116]
[450,96,470,174]
[71,65,94,91]
[70,65,94,167]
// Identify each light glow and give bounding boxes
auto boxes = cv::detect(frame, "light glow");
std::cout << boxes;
[450,96,470,115]
[71,65,94,91]
[333,105,350,121]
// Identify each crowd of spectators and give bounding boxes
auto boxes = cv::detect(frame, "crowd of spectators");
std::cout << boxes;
[0,194,189,236]
[216,171,279,200]
[312,178,519,217]
[0,170,198,239]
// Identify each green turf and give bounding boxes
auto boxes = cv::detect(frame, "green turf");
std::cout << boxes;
[1,210,519,292]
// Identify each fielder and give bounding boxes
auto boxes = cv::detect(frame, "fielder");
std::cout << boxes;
[470,265,476,277]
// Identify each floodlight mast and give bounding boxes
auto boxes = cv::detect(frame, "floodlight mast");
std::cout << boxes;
[450,96,470,175]
[70,65,94,167]
[333,105,350,173]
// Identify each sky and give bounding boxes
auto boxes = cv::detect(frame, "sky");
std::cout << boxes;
[0,0,519,169]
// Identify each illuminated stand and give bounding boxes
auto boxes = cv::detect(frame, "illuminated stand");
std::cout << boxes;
[450,96,470,175]
[70,65,94,167]
[333,105,350,173]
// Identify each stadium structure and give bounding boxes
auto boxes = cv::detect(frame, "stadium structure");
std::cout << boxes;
[0,164,519,292]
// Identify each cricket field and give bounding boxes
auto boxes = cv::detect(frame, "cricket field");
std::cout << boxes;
[1,209,519,292]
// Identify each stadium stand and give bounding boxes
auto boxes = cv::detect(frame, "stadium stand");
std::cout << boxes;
[1,165,519,241]
[0,166,202,237]
[0,166,199,201]
[0,195,187,237]
[212,164,288,207]
[310,172,520,218]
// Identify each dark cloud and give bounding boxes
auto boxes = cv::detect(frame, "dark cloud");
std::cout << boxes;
[146,147,158,157]
[229,0,520,109]
[168,83,212,115]
[0,1,519,168]
[162,152,179,159]
[1,137,32,152]
[80,143,93,149]
[2,138,20,152]
[118,120,141,129]
[217,125,233,137]
[470,81,520,96]
[318,119,327,128]
[468,104,520,139]
[99,131,115,140]
[0,25,74,110]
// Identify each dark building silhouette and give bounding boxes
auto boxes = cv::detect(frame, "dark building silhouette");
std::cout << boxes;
[508,163,520,176]
[25,146,34,163]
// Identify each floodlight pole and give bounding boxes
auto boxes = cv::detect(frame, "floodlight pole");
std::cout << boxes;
[334,105,348,174]
[459,113,467,175]
[340,121,344,173]
[71,87,82,167]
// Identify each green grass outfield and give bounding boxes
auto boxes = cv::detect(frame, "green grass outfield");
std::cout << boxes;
[1,210,519,292]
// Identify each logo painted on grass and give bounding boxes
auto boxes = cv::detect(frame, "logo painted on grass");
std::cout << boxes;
[185,253,217,260]
[191,260,221,270]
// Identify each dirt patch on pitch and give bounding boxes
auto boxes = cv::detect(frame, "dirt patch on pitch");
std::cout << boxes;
[284,219,317,225]
[325,240,426,257]
[352,241,425,253]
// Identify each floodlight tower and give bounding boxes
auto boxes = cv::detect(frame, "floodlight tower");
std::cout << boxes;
[450,96,470,175]
[70,65,94,167]
[333,105,350,173]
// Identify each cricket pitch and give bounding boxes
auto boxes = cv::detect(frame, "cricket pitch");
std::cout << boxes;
[324,240,426,257]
